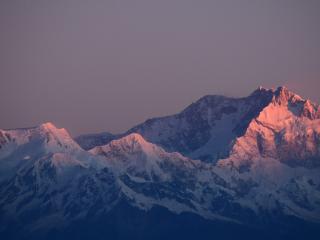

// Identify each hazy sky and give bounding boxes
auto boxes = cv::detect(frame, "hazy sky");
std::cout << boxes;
[1,0,319,136]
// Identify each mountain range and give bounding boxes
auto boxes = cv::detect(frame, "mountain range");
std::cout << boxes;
[1,86,320,240]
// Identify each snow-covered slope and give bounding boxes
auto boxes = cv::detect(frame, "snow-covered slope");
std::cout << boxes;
[90,132,320,223]
[89,133,235,219]
[1,87,320,239]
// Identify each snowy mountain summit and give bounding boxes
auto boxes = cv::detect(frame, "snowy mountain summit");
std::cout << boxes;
[122,86,320,164]
[1,86,320,240]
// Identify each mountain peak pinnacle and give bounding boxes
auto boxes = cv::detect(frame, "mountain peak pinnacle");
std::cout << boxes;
[275,85,289,95]
[40,122,58,130]
[273,86,303,104]
[118,133,149,146]
[39,122,69,135]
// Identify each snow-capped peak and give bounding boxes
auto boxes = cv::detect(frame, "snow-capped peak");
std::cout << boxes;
[247,86,319,120]
[269,86,320,120]
[272,86,303,104]
[248,86,302,104]
[119,132,146,143]
[0,122,81,156]
[36,122,81,151]
[89,132,195,181]
[39,122,71,139]
[226,86,320,167]
[40,121,58,130]
[90,133,160,157]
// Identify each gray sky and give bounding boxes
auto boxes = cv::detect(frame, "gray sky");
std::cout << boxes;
[1,0,319,136]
